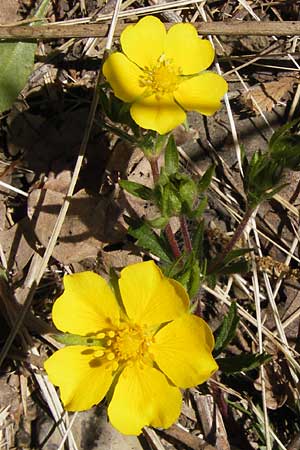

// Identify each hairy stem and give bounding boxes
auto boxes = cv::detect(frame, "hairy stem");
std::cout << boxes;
[180,215,193,253]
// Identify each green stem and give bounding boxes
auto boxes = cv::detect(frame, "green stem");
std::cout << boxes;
[208,206,254,274]
[149,158,181,260]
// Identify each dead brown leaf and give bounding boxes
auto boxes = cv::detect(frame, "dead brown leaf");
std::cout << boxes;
[99,244,143,279]
[27,188,126,265]
[0,218,36,272]
[254,359,290,409]
[43,170,72,194]
[242,76,298,113]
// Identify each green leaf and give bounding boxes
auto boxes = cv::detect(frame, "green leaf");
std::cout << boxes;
[198,164,215,193]
[165,135,179,175]
[187,260,201,299]
[0,0,50,112]
[119,180,153,200]
[217,352,271,374]
[154,133,169,155]
[53,333,105,346]
[162,183,182,216]
[209,247,252,274]
[128,222,172,263]
[179,178,197,209]
[221,259,250,275]
[222,248,252,267]
[269,117,300,150]
[147,215,170,229]
[214,302,239,356]
[189,196,207,219]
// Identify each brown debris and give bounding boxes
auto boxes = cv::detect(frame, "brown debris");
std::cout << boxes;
[242,76,299,113]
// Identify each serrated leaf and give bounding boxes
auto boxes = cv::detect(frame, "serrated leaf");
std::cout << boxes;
[128,222,172,263]
[217,352,271,374]
[53,333,105,346]
[214,302,239,356]
[0,0,50,112]
[165,135,179,175]
[119,180,153,200]
[198,164,215,193]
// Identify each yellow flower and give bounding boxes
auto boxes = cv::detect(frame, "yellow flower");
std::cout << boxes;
[103,16,228,135]
[44,261,217,435]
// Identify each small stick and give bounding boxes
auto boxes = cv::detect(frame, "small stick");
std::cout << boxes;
[0,21,300,40]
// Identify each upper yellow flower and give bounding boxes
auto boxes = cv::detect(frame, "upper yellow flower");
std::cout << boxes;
[44,261,217,435]
[103,16,228,135]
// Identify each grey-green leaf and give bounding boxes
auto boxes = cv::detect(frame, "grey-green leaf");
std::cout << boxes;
[165,135,179,175]
[217,352,271,374]
[128,222,172,263]
[0,0,50,113]
[119,180,153,200]
[214,301,239,356]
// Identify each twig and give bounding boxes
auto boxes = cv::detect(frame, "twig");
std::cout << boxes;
[0,21,300,40]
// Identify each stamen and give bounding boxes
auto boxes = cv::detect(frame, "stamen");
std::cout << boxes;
[107,331,115,338]
[140,58,182,96]
[96,332,105,339]
[88,323,155,367]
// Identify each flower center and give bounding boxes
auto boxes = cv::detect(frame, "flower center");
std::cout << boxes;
[112,325,147,361]
[88,323,154,369]
[140,58,182,96]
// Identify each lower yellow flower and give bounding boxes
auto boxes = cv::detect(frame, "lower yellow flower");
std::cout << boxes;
[103,16,228,134]
[44,261,217,435]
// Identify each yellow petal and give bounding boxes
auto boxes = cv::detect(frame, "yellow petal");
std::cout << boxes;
[121,16,166,68]
[53,272,120,335]
[119,261,189,327]
[165,23,214,74]
[102,52,144,102]
[108,363,181,435]
[130,93,186,134]
[44,346,114,411]
[174,72,228,115]
[150,314,218,388]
